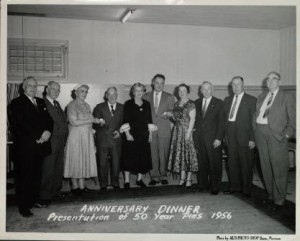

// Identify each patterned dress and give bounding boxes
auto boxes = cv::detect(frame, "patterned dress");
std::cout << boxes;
[168,100,198,173]
[64,99,98,178]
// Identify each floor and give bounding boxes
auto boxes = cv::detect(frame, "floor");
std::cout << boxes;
[5,164,296,234]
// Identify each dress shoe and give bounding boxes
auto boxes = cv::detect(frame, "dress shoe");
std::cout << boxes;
[178,179,186,187]
[223,190,239,195]
[161,179,169,185]
[71,188,82,196]
[210,190,219,195]
[136,180,147,188]
[272,204,283,212]
[33,201,49,208]
[100,187,107,191]
[53,193,66,200]
[186,180,192,189]
[149,180,160,186]
[124,182,130,190]
[83,187,96,192]
[262,199,273,205]
[19,208,33,217]
[112,185,120,190]
[242,193,251,198]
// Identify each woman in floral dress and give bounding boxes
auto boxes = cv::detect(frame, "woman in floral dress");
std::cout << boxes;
[167,83,198,188]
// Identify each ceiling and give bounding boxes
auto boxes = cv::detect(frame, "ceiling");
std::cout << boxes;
[7,5,296,30]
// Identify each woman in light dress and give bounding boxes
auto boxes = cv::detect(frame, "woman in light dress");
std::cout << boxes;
[64,84,102,195]
[167,83,198,188]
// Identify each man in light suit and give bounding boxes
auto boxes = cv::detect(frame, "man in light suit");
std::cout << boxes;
[193,81,224,195]
[40,81,68,203]
[222,76,256,198]
[255,71,295,209]
[143,74,175,185]
[10,76,53,217]
[93,87,123,190]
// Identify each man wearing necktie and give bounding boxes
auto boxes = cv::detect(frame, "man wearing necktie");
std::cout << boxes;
[221,76,256,198]
[40,81,69,204]
[143,74,175,186]
[193,81,224,195]
[254,72,295,210]
[93,87,123,190]
[9,76,53,217]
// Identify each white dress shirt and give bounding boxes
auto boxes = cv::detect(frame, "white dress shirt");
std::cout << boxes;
[228,92,245,122]
[202,96,212,110]
[153,91,162,107]
[46,96,55,106]
[108,102,117,114]
[256,88,279,124]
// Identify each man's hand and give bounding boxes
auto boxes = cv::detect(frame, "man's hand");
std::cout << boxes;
[249,141,255,149]
[36,130,51,144]
[213,139,221,148]
[113,130,120,139]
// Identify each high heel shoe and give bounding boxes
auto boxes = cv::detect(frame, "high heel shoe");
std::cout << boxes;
[186,180,192,189]
[178,179,186,187]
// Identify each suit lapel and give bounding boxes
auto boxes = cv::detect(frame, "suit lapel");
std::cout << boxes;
[157,91,167,115]
[204,97,215,119]
[23,95,39,112]
[269,90,283,113]
[104,103,113,120]
[44,97,61,122]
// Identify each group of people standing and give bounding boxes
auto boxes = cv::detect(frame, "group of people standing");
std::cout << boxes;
[9,71,295,218]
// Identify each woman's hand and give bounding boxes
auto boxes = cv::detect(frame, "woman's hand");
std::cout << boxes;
[126,132,134,141]
[148,132,153,143]
[185,131,191,141]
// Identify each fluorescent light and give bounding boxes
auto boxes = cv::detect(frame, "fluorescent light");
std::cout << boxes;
[120,9,135,23]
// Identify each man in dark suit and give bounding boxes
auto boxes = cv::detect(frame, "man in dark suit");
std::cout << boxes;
[40,81,68,203]
[255,71,295,209]
[93,87,123,190]
[143,74,175,185]
[193,81,224,195]
[10,76,53,217]
[222,76,256,198]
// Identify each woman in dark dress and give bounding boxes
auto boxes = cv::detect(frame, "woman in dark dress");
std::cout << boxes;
[120,83,155,189]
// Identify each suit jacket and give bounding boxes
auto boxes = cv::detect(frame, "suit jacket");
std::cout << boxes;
[143,91,175,138]
[222,93,256,146]
[93,102,123,148]
[10,94,53,156]
[193,96,224,149]
[255,89,296,141]
[43,97,68,145]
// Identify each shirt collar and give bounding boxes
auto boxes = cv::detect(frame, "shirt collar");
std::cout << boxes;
[269,88,279,96]
[203,96,212,102]
[46,95,55,105]
[108,102,117,108]
[24,93,35,102]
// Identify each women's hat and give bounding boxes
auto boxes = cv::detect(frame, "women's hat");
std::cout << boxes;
[73,84,82,90]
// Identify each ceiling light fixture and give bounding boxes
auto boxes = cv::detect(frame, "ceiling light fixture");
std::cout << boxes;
[120,9,135,23]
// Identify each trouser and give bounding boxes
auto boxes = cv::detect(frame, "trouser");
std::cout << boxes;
[149,134,171,180]
[97,145,121,187]
[227,122,254,194]
[255,124,289,205]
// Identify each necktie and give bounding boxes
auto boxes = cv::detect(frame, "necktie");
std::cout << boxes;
[202,99,207,117]
[54,100,60,111]
[32,98,38,109]
[111,105,115,116]
[229,95,238,120]
[263,93,274,118]
[154,92,159,113]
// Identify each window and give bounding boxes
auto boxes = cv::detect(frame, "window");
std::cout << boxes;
[7,38,68,81]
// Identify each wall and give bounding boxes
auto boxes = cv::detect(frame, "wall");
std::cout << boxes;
[8,16,285,86]
[280,26,296,85]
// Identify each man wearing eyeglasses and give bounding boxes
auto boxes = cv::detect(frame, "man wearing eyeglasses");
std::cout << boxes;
[255,71,296,210]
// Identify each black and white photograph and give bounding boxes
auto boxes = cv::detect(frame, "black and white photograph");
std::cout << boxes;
[0,0,298,240]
